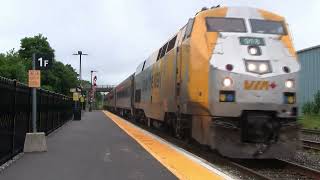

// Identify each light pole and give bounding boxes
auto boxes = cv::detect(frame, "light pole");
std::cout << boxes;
[90,70,97,111]
[73,51,88,88]
[72,51,88,115]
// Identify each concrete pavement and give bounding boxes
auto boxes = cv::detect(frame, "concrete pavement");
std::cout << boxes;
[0,111,176,180]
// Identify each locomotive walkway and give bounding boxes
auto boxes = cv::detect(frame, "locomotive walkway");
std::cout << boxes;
[0,111,232,180]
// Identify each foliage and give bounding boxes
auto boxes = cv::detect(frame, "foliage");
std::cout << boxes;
[302,102,315,115]
[80,80,91,89]
[0,34,79,95]
[41,61,79,95]
[18,34,55,60]
[0,50,28,83]
[299,115,320,130]
[302,91,320,115]
[314,91,320,112]
[95,92,105,110]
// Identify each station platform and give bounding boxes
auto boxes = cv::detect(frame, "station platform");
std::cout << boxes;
[0,111,232,180]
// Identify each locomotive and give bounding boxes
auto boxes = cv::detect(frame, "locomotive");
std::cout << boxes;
[105,6,300,158]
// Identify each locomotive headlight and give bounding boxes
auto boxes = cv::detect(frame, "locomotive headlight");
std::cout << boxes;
[285,80,294,88]
[248,63,257,71]
[259,63,268,73]
[245,60,271,74]
[249,46,258,55]
[222,77,233,87]
[248,46,261,56]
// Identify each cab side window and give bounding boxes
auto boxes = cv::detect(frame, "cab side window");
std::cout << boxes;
[166,36,177,53]
[157,42,169,61]
[184,18,195,40]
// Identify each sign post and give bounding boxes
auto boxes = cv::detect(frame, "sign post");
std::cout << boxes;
[24,53,52,153]
[31,54,38,132]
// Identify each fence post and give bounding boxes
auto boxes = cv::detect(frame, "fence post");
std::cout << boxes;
[11,80,17,154]
[46,91,49,134]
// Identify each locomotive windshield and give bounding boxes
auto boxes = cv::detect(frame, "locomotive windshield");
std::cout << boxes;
[206,17,246,33]
[250,19,287,35]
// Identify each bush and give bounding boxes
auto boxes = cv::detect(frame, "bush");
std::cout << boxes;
[314,91,320,112]
[312,102,320,114]
[0,50,28,83]
[302,91,320,115]
[302,102,314,115]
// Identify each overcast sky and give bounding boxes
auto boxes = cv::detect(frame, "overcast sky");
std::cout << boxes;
[1,0,319,85]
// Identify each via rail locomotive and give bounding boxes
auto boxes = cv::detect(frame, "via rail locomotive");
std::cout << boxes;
[105,6,301,159]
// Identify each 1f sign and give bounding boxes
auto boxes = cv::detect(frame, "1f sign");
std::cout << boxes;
[38,57,49,68]
[35,54,52,70]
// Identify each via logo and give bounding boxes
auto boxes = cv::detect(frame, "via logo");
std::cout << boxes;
[244,80,277,90]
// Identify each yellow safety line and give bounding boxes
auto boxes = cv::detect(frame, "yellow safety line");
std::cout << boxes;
[103,111,224,180]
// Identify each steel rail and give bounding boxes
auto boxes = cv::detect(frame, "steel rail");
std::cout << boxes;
[302,139,320,151]
[226,160,271,180]
[278,159,320,179]
[302,129,320,135]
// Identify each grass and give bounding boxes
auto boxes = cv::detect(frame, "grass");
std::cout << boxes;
[299,115,320,130]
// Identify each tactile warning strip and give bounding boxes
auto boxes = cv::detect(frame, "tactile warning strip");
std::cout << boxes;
[103,111,226,180]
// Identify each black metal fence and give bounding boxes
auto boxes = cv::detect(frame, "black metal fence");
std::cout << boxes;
[0,76,73,165]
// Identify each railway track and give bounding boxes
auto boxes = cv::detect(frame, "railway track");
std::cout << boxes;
[302,128,320,136]
[302,139,320,151]
[231,159,320,180]
[117,115,320,180]
[301,128,320,151]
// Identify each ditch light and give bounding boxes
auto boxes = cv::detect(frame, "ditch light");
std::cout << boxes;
[220,91,236,102]
[284,92,296,104]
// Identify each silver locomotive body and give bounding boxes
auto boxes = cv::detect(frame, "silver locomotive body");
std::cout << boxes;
[208,8,300,158]
[105,7,301,159]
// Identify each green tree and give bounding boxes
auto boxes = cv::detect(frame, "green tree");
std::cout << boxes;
[302,91,320,115]
[314,91,320,113]
[16,34,79,95]
[302,102,314,115]
[95,92,104,109]
[0,34,79,96]
[41,61,79,95]
[18,34,55,60]
[0,49,28,83]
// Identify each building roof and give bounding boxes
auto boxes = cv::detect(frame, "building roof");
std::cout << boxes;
[297,45,320,54]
